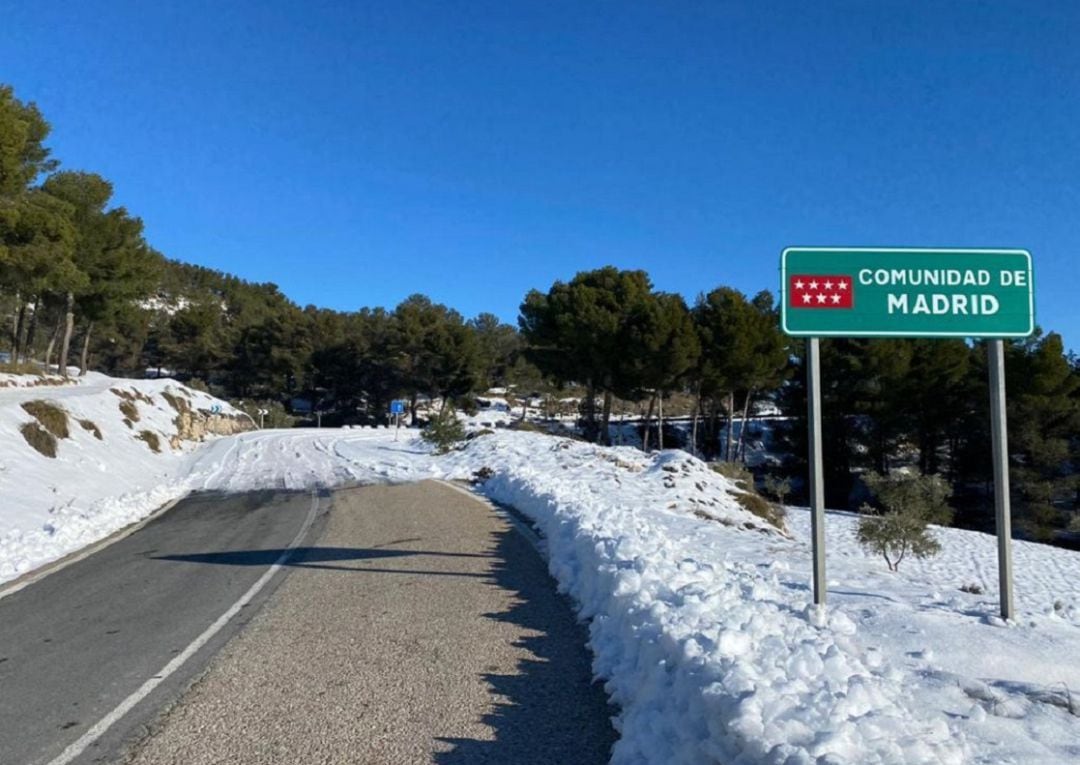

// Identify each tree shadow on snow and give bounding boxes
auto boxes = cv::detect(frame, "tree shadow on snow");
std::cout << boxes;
[434,524,618,765]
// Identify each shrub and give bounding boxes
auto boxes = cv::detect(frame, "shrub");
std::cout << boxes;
[730,490,786,531]
[857,471,954,572]
[21,400,70,439]
[137,430,161,453]
[78,419,103,440]
[762,474,792,505]
[21,421,57,457]
[509,419,543,433]
[711,461,752,488]
[118,399,139,422]
[421,408,466,454]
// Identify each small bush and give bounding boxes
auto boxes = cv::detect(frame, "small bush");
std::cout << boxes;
[186,377,209,392]
[122,417,134,429]
[467,428,495,440]
[960,583,984,595]
[78,419,103,440]
[857,471,954,572]
[712,461,753,488]
[422,408,466,454]
[21,421,57,457]
[762,474,792,505]
[509,419,543,433]
[21,400,70,439]
[730,490,786,530]
[119,399,140,422]
[137,430,161,453]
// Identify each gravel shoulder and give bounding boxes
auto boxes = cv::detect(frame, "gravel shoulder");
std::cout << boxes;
[121,480,616,764]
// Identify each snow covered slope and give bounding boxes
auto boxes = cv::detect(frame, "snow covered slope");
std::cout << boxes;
[0,372,249,581]
[2,415,1078,763]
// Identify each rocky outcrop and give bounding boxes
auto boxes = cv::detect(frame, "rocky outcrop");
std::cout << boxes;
[168,406,254,450]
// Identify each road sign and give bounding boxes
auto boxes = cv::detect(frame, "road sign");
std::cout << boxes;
[781,247,1034,338]
[781,246,1033,620]
[390,400,405,415]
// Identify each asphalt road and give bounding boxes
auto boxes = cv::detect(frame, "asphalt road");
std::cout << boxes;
[0,490,325,765]
[122,480,616,764]
[0,481,615,764]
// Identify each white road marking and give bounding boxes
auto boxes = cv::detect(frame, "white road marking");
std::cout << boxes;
[435,479,544,552]
[46,491,321,765]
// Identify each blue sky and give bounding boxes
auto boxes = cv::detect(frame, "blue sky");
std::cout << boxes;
[3,1,1078,351]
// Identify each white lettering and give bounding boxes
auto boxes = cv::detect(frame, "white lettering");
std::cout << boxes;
[858,269,873,285]
[887,294,908,314]
[913,294,930,314]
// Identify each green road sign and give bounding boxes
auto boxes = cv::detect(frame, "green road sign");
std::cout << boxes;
[781,247,1034,338]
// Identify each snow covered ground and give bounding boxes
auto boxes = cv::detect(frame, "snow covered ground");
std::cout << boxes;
[2,377,1079,763]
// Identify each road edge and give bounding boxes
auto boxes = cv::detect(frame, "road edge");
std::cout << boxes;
[0,494,189,603]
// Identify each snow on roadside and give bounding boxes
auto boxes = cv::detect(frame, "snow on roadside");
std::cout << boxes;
[0,372,246,581]
[2,409,1079,764]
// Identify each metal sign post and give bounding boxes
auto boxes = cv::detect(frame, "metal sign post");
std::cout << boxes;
[807,338,827,606]
[987,339,1015,620]
[781,247,1034,620]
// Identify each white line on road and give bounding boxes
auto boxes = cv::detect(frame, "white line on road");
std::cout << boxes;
[46,491,322,765]
[435,480,544,553]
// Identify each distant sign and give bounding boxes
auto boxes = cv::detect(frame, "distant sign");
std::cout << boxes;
[781,248,1034,338]
[390,400,405,415]
[210,404,222,414]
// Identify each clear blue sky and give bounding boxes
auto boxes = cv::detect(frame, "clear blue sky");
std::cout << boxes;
[3,1,1078,351]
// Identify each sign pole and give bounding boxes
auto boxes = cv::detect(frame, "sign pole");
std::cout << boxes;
[807,337,827,606]
[987,339,1015,620]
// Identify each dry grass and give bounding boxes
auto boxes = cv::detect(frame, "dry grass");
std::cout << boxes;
[118,399,140,422]
[729,489,786,531]
[78,419,103,440]
[21,421,57,457]
[21,400,70,439]
[161,390,190,414]
[0,361,45,376]
[136,430,161,453]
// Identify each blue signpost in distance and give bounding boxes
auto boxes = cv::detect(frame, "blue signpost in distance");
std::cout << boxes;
[390,400,405,415]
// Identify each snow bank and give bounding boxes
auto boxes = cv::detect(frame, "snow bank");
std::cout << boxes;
[3,415,1079,763]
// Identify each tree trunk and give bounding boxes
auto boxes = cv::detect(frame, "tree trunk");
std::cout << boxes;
[21,298,39,364]
[657,391,665,450]
[409,393,419,425]
[642,392,657,452]
[600,390,613,445]
[13,300,28,362]
[690,385,701,457]
[584,379,597,442]
[725,391,735,462]
[79,321,94,376]
[707,399,719,459]
[44,315,62,371]
[736,389,754,463]
[58,292,75,378]
[10,291,20,359]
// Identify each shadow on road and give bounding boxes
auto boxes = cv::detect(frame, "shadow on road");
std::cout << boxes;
[435,526,618,765]
[153,546,492,568]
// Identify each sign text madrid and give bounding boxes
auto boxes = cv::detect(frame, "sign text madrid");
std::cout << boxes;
[781,247,1034,338]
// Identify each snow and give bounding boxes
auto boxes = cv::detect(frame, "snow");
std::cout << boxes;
[2,377,1078,763]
